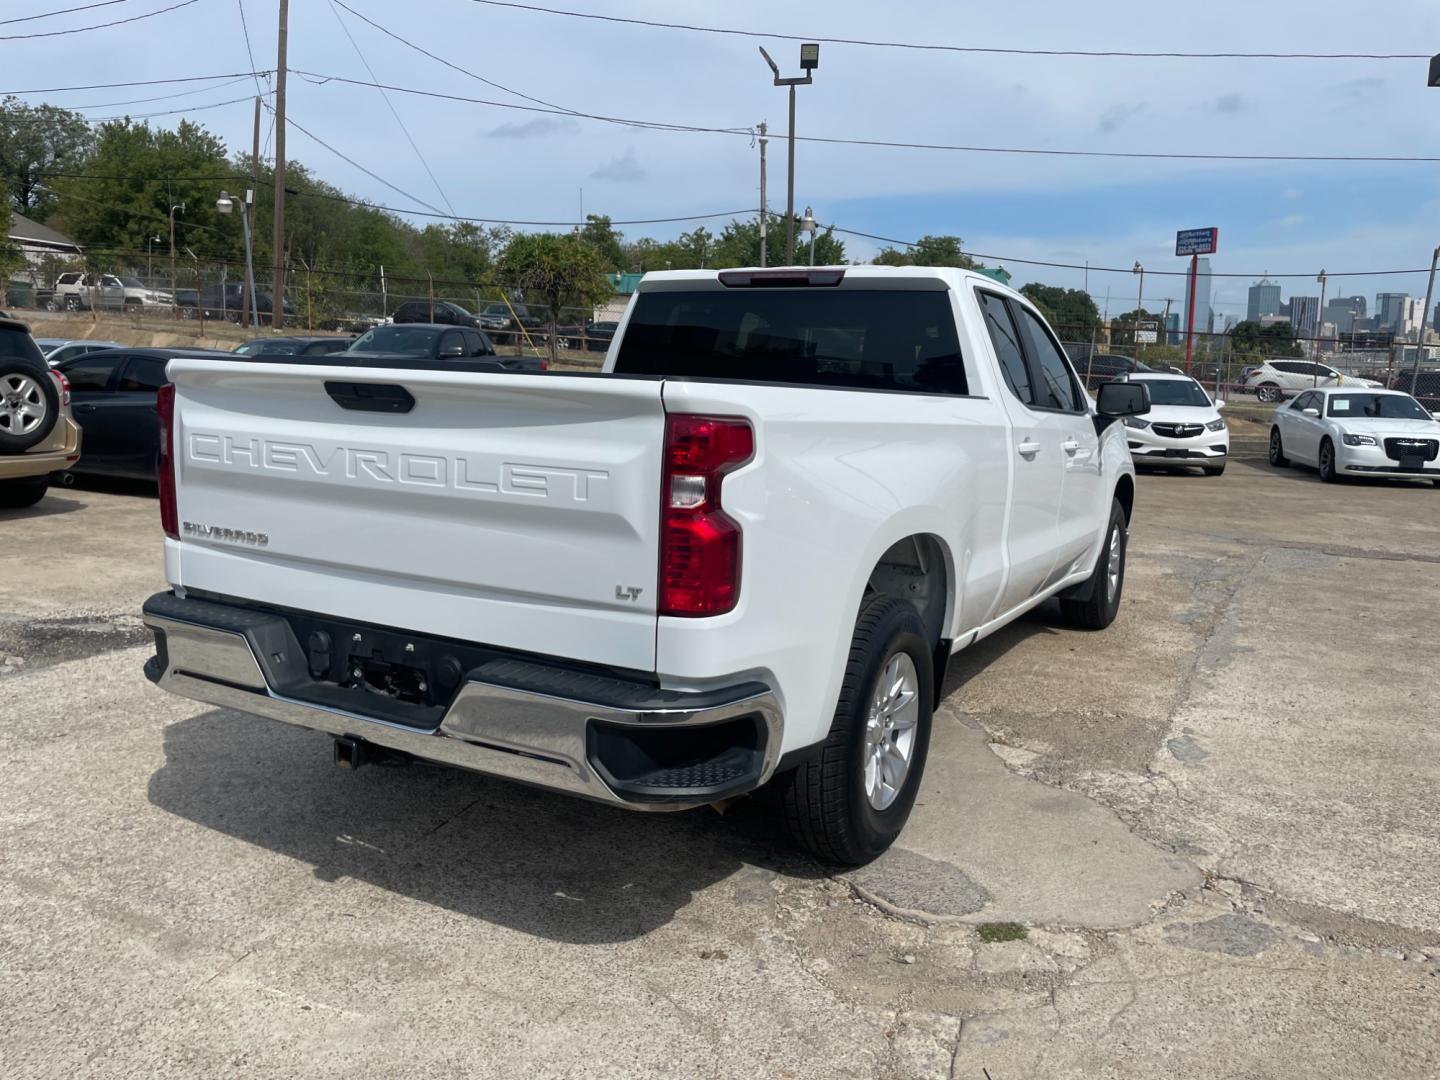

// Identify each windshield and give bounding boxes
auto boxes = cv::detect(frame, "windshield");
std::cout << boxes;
[1327,393,1431,421]
[119,276,145,289]
[349,326,439,356]
[1133,378,1212,407]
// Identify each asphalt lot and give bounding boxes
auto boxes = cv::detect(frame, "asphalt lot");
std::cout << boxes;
[2,436,1438,1079]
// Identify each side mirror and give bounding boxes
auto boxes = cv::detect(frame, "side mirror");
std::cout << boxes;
[1096,380,1151,418]
[1214,398,1226,409]
[439,344,465,358]
[1431,411,1440,422]
[1303,408,1320,417]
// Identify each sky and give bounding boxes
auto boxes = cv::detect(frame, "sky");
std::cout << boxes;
[6,0,1440,317]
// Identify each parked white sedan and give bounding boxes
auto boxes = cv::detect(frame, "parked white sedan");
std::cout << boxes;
[1120,372,1229,475]
[1269,387,1440,486]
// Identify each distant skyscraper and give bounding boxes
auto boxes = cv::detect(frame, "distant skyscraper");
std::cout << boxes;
[1184,258,1213,340]
[1247,279,1282,321]
[1323,295,1366,334]
[1289,296,1320,340]
[1165,312,1181,345]
[1376,292,1410,333]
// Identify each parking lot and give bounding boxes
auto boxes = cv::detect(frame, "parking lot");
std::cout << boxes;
[2,433,1438,1079]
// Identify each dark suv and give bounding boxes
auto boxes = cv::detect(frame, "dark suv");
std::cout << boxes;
[392,299,482,329]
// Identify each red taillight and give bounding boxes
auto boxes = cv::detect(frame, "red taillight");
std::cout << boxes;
[156,382,178,539]
[660,415,754,617]
[50,370,71,406]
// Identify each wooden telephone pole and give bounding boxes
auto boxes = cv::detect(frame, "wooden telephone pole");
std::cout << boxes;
[271,0,289,329]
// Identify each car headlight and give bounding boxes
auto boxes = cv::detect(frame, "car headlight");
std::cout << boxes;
[1205,418,1226,431]
[1342,433,1377,446]
[1122,417,1150,430]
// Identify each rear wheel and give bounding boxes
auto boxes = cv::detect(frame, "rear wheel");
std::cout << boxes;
[1269,427,1289,467]
[1256,383,1282,403]
[1318,438,1339,483]
[1058,498,1128,630]
[0,477,49,509]
[774,594,934,866]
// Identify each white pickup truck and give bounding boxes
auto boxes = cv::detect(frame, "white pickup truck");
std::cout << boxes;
[141,266,1149,864]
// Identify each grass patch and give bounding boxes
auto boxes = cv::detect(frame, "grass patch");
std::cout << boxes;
[975,922,1028,943]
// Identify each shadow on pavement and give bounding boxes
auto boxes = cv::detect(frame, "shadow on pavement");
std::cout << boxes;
[148,708,821,945]
[0,493,85,521]
[939,608,1059,704]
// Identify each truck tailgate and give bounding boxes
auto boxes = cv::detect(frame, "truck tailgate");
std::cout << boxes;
[167,359,665,671]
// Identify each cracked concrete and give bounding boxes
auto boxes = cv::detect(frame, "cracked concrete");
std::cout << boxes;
[3,447,1439,1077]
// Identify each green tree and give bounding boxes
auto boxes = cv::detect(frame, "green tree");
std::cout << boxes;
[873,234,976,269]
[1019,284,1100,337]
[499,232,613,366]
[0,97,93,220]
[0,194,24,285]
[49,119,235,273]
[577,214,624,271]
[1229,319,1302,359]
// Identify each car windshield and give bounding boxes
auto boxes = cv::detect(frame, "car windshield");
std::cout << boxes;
[1327,393,1430,421]
[119,276,145,289]
[349,326,439,356]
[1133,379,1212,407]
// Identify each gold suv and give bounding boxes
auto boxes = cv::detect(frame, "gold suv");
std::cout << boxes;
[1,316,82,508]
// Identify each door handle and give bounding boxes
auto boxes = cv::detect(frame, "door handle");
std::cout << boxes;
[75,403,97,413]
[1017,438,1041,458]
[1062,439,1081,454]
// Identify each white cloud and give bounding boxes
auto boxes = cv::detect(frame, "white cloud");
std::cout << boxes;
[484,117,580,140]
[1273,214,1307,228]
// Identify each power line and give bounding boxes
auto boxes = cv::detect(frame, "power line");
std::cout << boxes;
[0,0,131,25]
[66,74,255,110]
[292,70,1440,164]
[325,0,456,216]
[0,0,203,40]
[823,224,1435,279]
[464,1,1426,61]
[275,108,448,216]
[235,0,266,97]
[0,72,271,94]
[329,0,606,126]
[42,171,762,227]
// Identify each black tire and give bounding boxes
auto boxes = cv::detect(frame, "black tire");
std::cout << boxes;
[1058,498,1128,631]
[1256,383,1282,403]
[0,477,49,509]
[1432,479,1440,489]
[1318,438,1339,483]
[1269,427,1289,467]
[774,594,934,866]
[64,295,81,312]
[1203,462,1226,476]
[0,359,59,453]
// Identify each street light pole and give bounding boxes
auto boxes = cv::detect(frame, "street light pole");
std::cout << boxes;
[168,202,184,317]
[760,43,819,266]
[800,207,817,266]
[1315,269,1327,360]
[1132,261,1144,359]
[217,189,260,330]
[757,120,768,267]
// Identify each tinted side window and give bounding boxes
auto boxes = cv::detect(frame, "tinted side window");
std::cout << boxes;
[1015,306,1082,411]
[439,330,465,356]
[976,291,1032,405]
[118,357,169,392]
[1290,392,1313,411]
[64,353,125,391]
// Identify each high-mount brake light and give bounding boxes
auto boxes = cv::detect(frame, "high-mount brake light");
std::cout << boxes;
[717,269,845,288]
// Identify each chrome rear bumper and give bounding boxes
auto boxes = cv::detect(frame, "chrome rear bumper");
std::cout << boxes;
[142,593,782,810]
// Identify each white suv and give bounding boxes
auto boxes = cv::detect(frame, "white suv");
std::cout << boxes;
[1245,360,1381,402]
[52,272,172,312]
[1121,372,1229,475]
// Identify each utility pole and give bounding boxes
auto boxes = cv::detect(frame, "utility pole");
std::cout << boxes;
[757,121,768,267]
[243,94,261,330]
[1315,269,1328,361]
[1412,245,1440,391]
[271,0,290,329]
[760,44,819,265]
[1132,261,1145,358]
